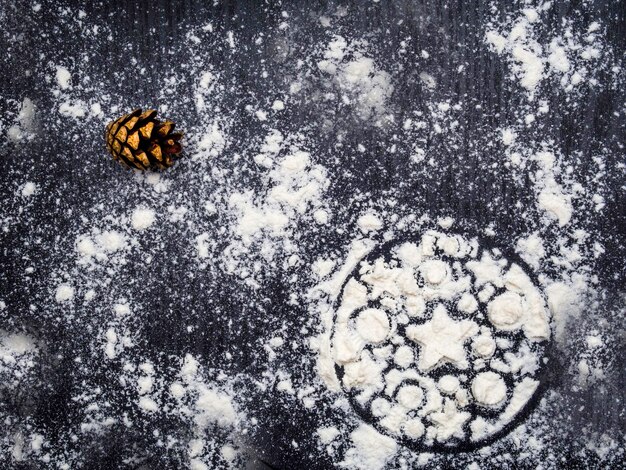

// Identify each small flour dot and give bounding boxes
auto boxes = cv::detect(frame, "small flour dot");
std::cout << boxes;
[501,128,517,146]
[55,66,72,89]
[314,209,329,224]
[138,397,159,412]
[357,213,383,233]
[356,308,390,343]
[472,372,507,406]
[21,182,37,197]
[271,100,285,111]
[131,207,156,230]
[55,284,75,303]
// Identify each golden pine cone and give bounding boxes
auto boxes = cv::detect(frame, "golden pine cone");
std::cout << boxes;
[105,108,183,170]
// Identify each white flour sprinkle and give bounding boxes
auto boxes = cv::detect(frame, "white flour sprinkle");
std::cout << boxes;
[7,98,36,143]
[0,1,622,468]
[20,182,37,197]
[317,35,394,122]
[55,66,72,90]
[131,207,156,230]
[486,3,605,97]
[340,425,398,470]
[54,284,75,303]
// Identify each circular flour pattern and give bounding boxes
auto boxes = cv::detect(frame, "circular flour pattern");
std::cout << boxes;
[471,372,507,406]
[355,308,390,343]
[329,230,551,450]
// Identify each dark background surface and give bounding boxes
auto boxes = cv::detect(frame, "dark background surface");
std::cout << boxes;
[1,1,624,469]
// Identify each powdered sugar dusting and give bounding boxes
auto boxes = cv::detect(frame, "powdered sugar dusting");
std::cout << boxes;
[0,0,623,468]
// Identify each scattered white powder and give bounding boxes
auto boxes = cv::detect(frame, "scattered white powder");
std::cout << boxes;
[220,445,237,462]
[357,213,383,233]
[515,232,545,270]
[195,233,211,259]
[137,375,153,395]
[97,230,125,252]
[268,336,284,348]
[501,128,517,146]
[0,332,39,387]
[585,335,602,348]
[314,209,329,225]
[21,182,37,197]
[90,102,102,117]
[58,98,87,119]
[195,122,226,160]
[271,100,285,111]
[419,72,437,90]
[114,303,130,316]
[190,460,208,470]
[1,3,621,468]
[138,397,158,412]
[486,5,604,95]
[229,193,289,240]
[339,425,397,470]
[318,36,393,121]
[545,282,582,342]
[54,284,75,303]
[195,386,238,427]
[131,207,156,230]
[317,426,340,444]
[222,141,329,277]
[55,66,72,90]
[30,434,44,452]
[7,98,36,143]
[170,382,186,399]
[0,332,37,356]
[104,327,117,359]
[511,43,544,91]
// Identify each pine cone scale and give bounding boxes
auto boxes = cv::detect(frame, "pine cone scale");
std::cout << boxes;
[127,131,140,150]
[115,125,128,142]
[135,151,150,168]
[139,121,154,140]
[148,143,163,162]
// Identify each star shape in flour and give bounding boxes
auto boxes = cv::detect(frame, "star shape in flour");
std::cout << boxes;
[406,304,478,371]
[429,399,471,442]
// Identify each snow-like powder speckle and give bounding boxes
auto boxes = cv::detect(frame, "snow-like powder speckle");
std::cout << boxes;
[0,1,623,469]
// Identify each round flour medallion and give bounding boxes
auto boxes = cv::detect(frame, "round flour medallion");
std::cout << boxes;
[330,230,551,451]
